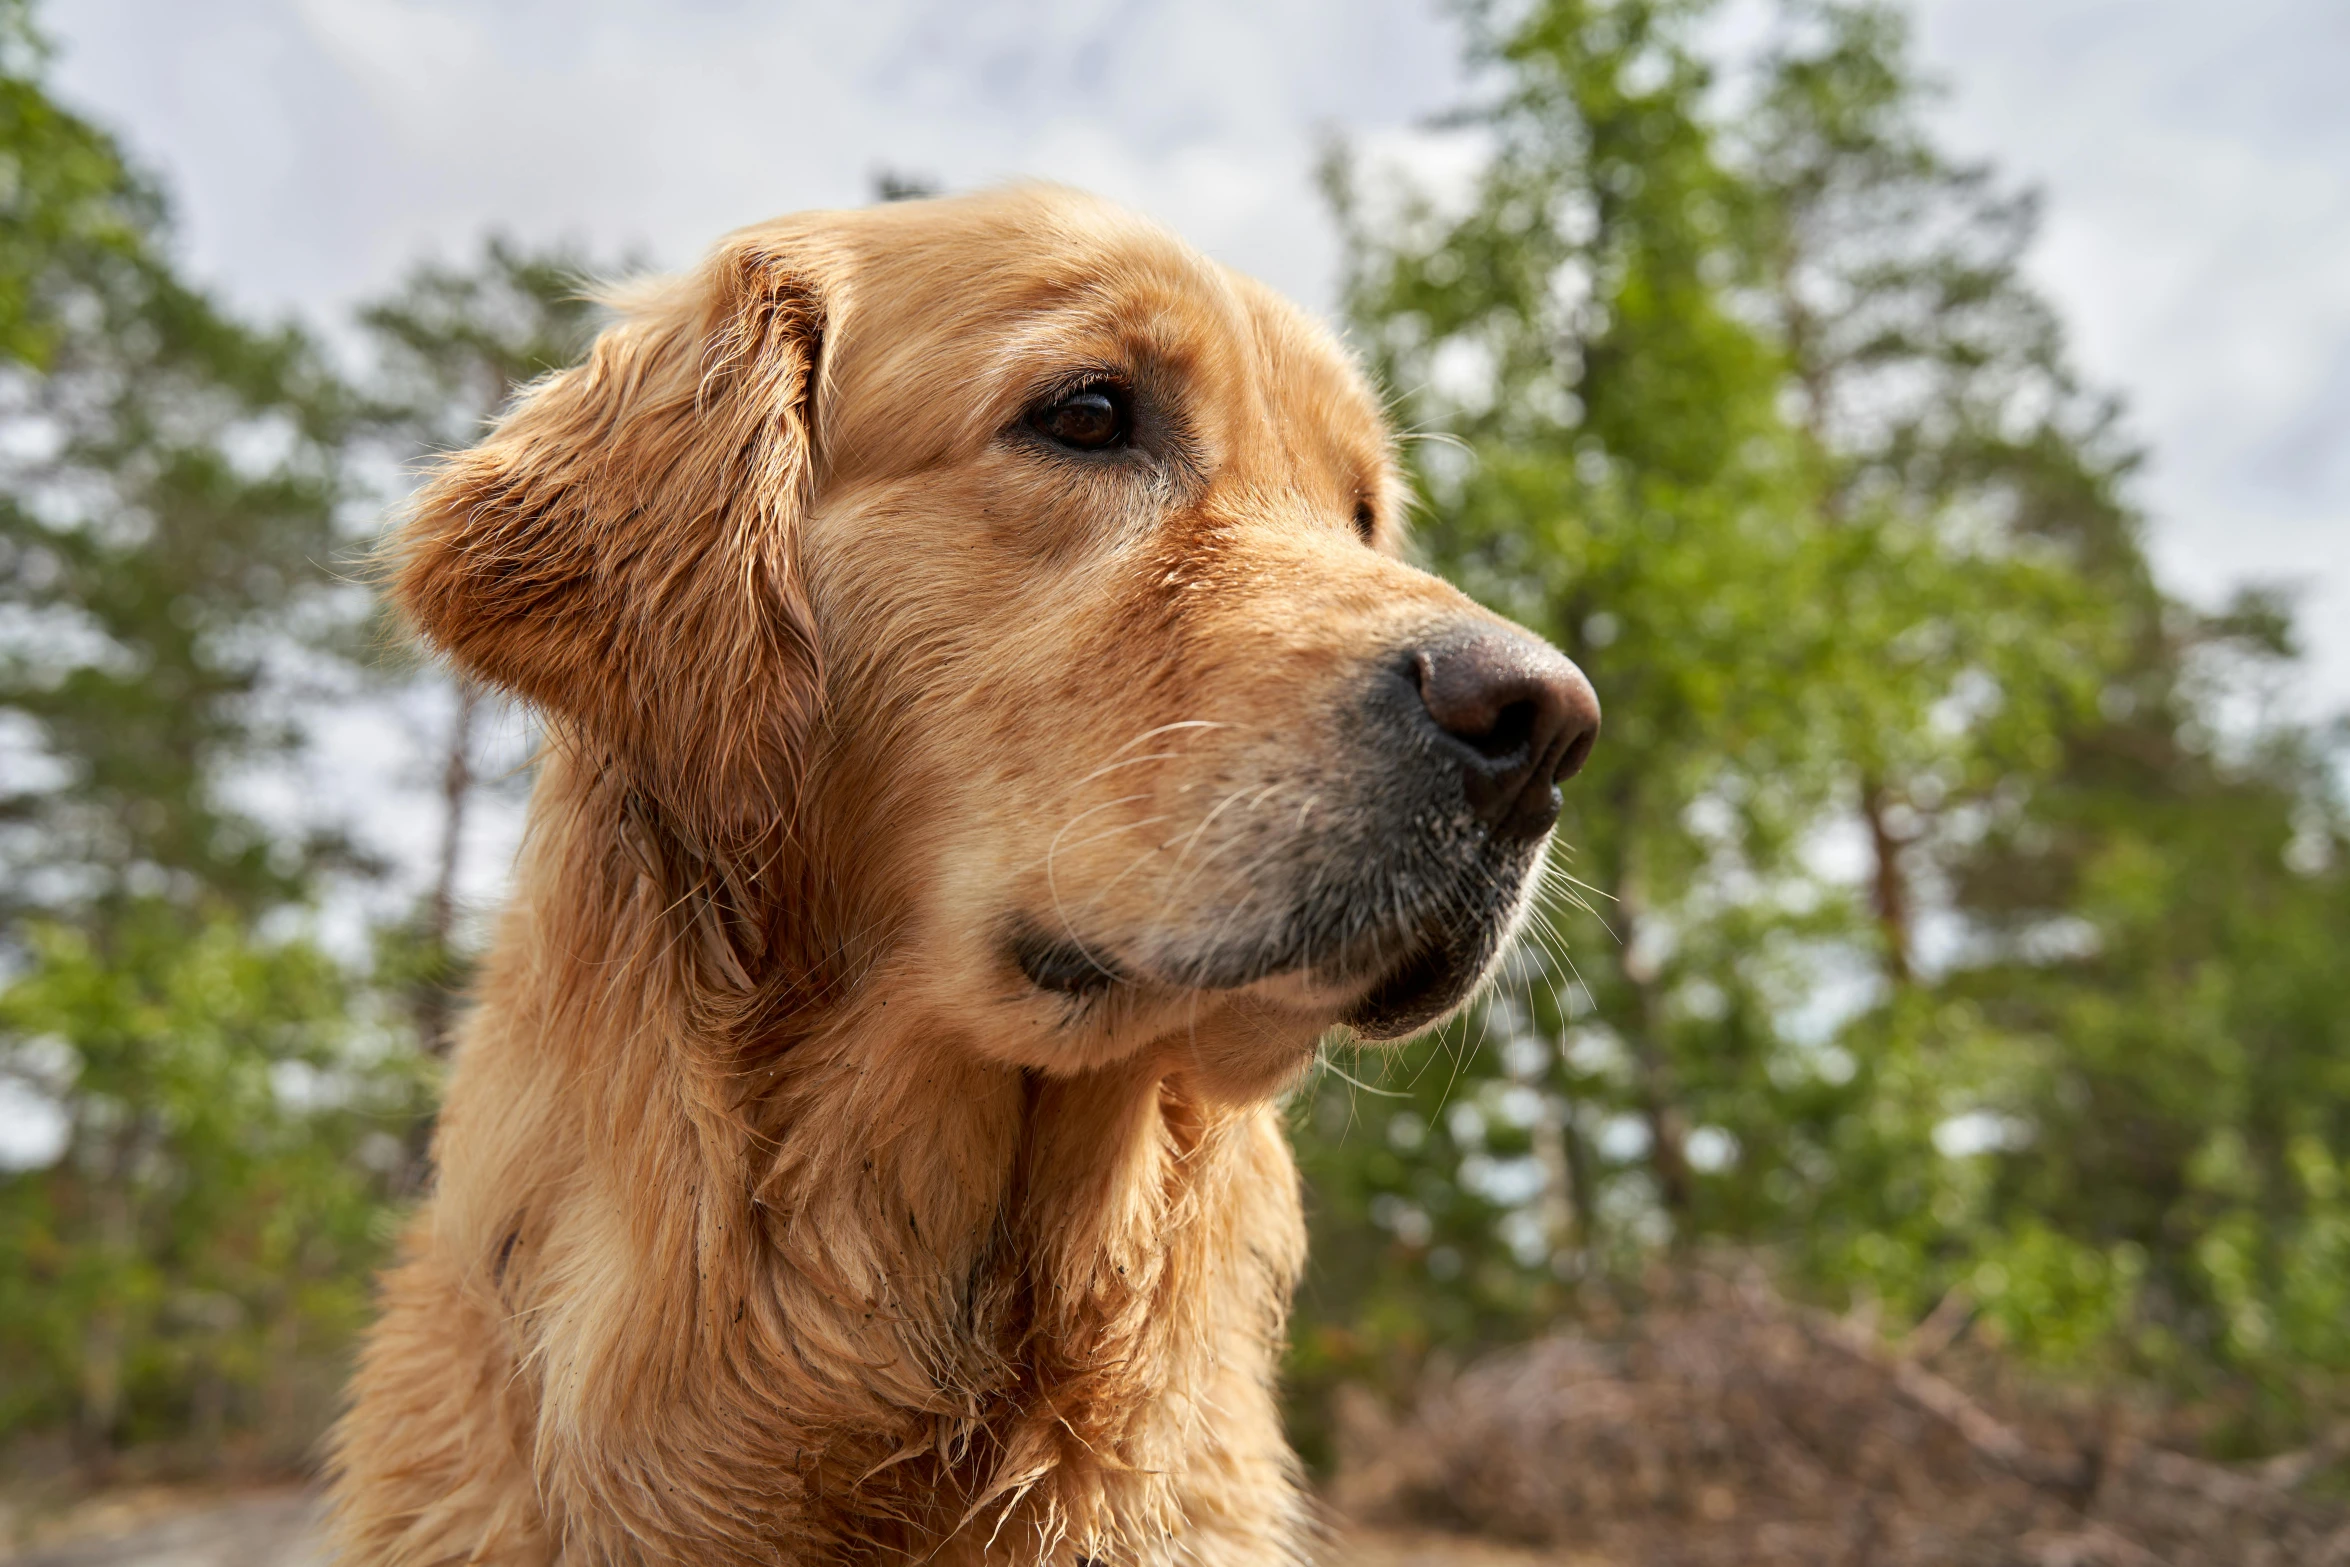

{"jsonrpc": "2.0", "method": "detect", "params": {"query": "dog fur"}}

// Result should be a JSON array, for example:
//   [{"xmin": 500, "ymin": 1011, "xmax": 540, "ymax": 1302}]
[{"xmin": 330, "ymin": 186, "xmax": 1582, "ymax": 1566}]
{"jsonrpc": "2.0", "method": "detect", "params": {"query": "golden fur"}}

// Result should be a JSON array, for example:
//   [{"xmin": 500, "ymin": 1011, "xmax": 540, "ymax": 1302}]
[{"xmin": 330, "ymin": 186, "xmax": 1581, "ymax": 1566}]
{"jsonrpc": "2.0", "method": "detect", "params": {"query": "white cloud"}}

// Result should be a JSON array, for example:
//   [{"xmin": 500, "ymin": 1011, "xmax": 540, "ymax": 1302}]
[
  {"xmin": 1911, "ymin": 0, "xmax": 2350, "ymax": 716},
  {"xmin": 50, "ymin": 0, "xmax": 1463, "ymax": 322}
]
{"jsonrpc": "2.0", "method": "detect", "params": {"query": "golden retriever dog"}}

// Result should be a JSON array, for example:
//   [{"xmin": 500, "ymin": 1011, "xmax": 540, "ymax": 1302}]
[{"xmin": 330, "ymin": 185, "xmax": 1598, "ymax": 1567}]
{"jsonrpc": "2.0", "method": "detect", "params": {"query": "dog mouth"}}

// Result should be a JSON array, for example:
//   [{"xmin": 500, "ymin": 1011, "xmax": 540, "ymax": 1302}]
[
  {"xmin": 1333, "ymin": 925, "xmax": 1497, "ymax": 1040},
  {"xmin": 1010, "ymin": 924, "xmax": 1130, "ymax": 1000},
  {"xmin": 1006, "ymin": 867, "xmax": 1529, "ymax": 1042}
]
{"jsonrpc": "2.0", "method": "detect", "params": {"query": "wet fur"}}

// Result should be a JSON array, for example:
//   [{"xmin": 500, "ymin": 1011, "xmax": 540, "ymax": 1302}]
[{"xmin": 330, "ymin": 187, "xmax": 1553, "ymax": 1566}]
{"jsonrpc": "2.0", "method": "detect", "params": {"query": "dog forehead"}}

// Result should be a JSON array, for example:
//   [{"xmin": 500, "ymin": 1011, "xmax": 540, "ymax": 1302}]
[
  {"xmin": 793, "ymin": 187, "xmax": 1390, "ymax": 485},
  {"xmin": 834, "ymin": 184, "xmax": 1234, "ymax": 320}
]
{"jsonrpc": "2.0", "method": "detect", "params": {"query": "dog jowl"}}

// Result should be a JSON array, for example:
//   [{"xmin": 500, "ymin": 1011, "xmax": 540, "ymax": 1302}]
[{"xmin": 332, "ymin": 186, "xmax": 1598, "ymax": 1567}]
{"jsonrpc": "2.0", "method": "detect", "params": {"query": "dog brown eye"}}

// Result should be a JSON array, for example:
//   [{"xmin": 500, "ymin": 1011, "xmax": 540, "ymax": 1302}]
[
  {"xmin": 1027, "ymin": 385, "xmax": 1130, "ymax": 451},
  {"xmin": 1353, "ymin": 501, "xmax": 1377, "ymax": 541}
]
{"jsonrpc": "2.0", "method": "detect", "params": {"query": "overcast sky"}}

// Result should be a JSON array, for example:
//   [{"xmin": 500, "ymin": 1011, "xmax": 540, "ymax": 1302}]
[{"xmin": 39, "ymin": 0, "xmax": 2350, "ymax": 716}]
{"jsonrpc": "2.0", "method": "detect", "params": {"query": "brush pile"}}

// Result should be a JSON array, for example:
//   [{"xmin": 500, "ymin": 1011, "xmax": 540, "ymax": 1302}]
[{"xmin": 1329, "ymin": 1271, "xmax": 2350, "ymax": 1566}]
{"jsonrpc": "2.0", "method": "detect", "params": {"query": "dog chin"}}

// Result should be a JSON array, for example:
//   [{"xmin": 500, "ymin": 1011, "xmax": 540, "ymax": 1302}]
[
  {"xmin": 1009, "ymin": 845, "xmax": 1546, "ymax": 1061},
  {"xmin": 1160, "ymin": 936, "xmax": 1501, "ymax": 1101},
  {"xmin": 1328, "ymin": 866, "xmax": 1544, "ymax": 1042},
  {"xmin": 1199, "ymin": 932, "xmax": 1492, "ymax": 1042}
]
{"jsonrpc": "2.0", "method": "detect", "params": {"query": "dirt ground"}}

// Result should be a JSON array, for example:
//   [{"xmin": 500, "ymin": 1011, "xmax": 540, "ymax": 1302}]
[
  {"xmin": 0, "ymin": 1487, "xmax": 325, "ymax": 1567},
  {"xmin": 0, "ymin": 1488, "xmax": 1568, "ymax": 1567},
  {"xmin": 0, "ymin": 1489, "xmax": 1596, "ymax": 1567},
  {"xmin": 1330, "ymin": 1527, "xmax": 1602, "ymax": 1567}
]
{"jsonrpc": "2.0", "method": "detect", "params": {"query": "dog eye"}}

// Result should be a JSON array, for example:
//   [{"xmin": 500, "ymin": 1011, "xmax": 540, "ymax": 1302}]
[
  {"xmin": 1353, "ymin": 501, "xmax": 1377, "ymax": 541},
  {"xmin": 1026, "ymin": 384, "xmax": 1131, "ymax": 452}
]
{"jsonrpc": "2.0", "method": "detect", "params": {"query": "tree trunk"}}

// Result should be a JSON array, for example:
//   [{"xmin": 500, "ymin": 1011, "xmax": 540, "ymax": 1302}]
[
  {"xmin": 1861, "ymin": 776, "xmax": 1914, "ymax": 986},
  {"xmin": 1786, "ymin": 266, "xmax": 1919, "ymax": 994},
  {"xmin": 397, "ymin": 677, "xmax": 482, "ymax": 1196},
  {"xmin": 1534, "ymin": 1076, "xmax": 1598, "ymax": 1270},
  {"xmin": 75, "ymin": 1120, "xmax": 141, "ymax": 1470},
  {"xmin": 1626, "ymin": 957, "xmax": 1694, "ymax": 1220},
  {"xmin": 1612, "ymin": 814, "xmax": 1693, "ymax": 1222},
  {"xmin": 415, "ymin": 676, "xmax": 480, "ymax": 1059}
]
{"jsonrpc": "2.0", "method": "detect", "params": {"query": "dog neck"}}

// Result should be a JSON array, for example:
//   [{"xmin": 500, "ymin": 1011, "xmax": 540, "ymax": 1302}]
[{"xmin": 438, "ymin": 742, "xmax": 1303, "ymax": 1561}]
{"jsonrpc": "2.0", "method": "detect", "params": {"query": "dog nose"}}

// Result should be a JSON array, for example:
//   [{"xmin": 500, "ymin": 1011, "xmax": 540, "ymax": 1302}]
[{"xmin": 1411, "ymin": 626, "xmax": 1601, "ymax": 841}]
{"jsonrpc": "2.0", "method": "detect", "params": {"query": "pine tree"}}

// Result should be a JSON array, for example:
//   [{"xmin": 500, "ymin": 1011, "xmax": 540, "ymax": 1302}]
[
  {"xmin": 0, "ymin": 0, "xmax": 352, "ymax": 926},
  {"xmin": 0, "ymin": 1, "xmax": 418, "ymax": 1463},
  {"xmin": 350, "ymin": 237, "xmax": 608, "ymax": 1061}
]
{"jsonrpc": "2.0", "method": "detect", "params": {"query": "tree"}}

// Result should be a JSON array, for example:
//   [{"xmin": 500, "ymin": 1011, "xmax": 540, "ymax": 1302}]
[
  {"xmin": 1297, "ymin": 0, "xmax": 1849, "ymax": 1420},
  {"xmin": 1293, "ymin": 0, "xmax": 2350, "ymax": 1462},
  {"xmin": 0, "ymin": 1, "xmax": 423, "ymax": 1466},
  {"xmin": 0, "ymin": 0, "xmax": 352, "ymax": 928},
  {"xmin": 0, "ymin": 913, "xmax": 417, "ymax": 1461},
  {"xmin": 1744, "ymin": 0, "xmax": 2132, "ymax": 985},
  {"xmin": 1743, "ymin": 2, "xmax": 2350, "ymax": 1448},
  {"xmin": 350, "ymin": 238, "xmax": 607, "ymax": 1060}
]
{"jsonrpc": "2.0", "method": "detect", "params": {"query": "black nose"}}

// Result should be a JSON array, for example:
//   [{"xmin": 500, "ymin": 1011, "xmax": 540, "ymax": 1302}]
[{"xmin": 1411, "ymin": 626, "xmax": 1601, "ymax": 841}]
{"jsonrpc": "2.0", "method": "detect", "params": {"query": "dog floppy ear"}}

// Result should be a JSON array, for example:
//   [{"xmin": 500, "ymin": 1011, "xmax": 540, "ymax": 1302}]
[{"xmin": 393, "ymin": 236, "xmax": 837, "ymax": 838}]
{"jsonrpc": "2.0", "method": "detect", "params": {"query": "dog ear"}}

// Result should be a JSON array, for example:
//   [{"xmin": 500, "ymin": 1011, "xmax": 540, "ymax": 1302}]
[{"xmin": 393, "ymin": 237, "xmax": 835, "ymax": 839}]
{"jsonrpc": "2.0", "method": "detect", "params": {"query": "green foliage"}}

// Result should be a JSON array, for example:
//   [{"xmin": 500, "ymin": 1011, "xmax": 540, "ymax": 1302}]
[
  {"xmin": 0, "ymin": 0, "xmax": 149, "ymax": 370},
  {"xmin": 0, "ymin": 0, "xmax": 353, "ymax": 925},
  {"xmin": 0, "ymin": 224, "xmax": 609, "ymax": 1469},
  {"xmin": 1295, "ymin": 0, "xmax": 2350, "ymax": 1459},
  {"xmin": 0, "ymin": 4, "xmax": 427, "ymax": 1468},
  {"xmin": 0, "ymin": 32, "xmax": 614, "ymax": 1437},
  {"xmin": 355, "ymin": 235, "xmax": 607, "ymax": 458},
  {"xmin": 1302, "ymin": 0, "xmax": 1858, "ymax": 1434},
  {"xmin": 0, "ymin": 910, "xmax": 427, "ymax": 1455}
]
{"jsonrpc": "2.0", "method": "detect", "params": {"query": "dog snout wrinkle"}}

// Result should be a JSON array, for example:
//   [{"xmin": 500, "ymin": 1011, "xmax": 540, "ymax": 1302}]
[{"xmin": 1409, "ymin": 627, "xmax": 1600, "ymax": 842}]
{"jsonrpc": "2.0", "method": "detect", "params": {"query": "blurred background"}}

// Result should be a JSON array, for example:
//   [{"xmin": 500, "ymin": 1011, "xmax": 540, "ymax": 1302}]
[{"xmin": 2, "ymin": 0, "xmax": 2346, "ymax": 1562}]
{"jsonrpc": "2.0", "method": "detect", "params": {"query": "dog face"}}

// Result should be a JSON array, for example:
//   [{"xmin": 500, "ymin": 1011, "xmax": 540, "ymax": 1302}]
[{"xmin": 398, "ymin": 187, "xmax": 1596, "ymax": 1096}]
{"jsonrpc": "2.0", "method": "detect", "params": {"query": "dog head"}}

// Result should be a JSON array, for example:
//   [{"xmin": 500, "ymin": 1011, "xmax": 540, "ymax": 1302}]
[{"xmin": 397, "ymin": 186, "xmax": 1597, "ymax": 1097}]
